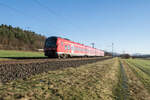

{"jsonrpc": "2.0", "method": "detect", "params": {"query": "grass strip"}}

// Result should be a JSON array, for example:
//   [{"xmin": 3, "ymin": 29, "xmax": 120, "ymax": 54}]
[
  {"xmin": 127, "ymin": 60, "xmax": 150, "ymax": 77},
  {"xmin": 129, "ymin": 59, "xmax": 150, "ymax": 69},
  {"xmin": 0, "ymin": 50, "xmax": 45, "ymax": 58},
  {"xmin": 126, "ymin": 60, "xmax": 150, "ymax": 93}
]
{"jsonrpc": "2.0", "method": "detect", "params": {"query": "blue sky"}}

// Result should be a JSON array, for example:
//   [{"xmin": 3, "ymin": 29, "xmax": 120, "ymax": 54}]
[{"xmin": 0, "ymin": 0, "xmax": 150, "ymax": 54}]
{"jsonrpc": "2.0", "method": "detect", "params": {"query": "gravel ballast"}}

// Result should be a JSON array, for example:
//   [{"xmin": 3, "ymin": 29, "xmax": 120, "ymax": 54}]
[{"xmin": 0, "ymin": 57, "xmax": 111, "ymax": 83}]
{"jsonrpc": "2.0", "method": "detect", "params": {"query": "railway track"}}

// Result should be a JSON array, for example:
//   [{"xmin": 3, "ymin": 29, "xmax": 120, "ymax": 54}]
[
  {"xmin": 0, "ymin": 57, "xmax": 111, "ymax": 83},
  {"xmin": 0, "ymin": 57, "xmax": 108, "ymax": 64}
]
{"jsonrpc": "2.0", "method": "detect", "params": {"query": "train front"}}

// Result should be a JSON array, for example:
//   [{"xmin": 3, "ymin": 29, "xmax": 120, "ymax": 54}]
[{"xmin": 44, "ymin": 37, "xmax": 58, "ymax": 58}]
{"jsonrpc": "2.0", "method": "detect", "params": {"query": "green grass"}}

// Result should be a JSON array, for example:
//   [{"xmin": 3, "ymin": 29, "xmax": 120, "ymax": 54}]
[
  {"xmin": 127, "ymin": 59, "xmax": 150, "ymax": 76},
  {"xmin": 0, "ymin": 50, "xmax": 45, "ymax": 58},
  {"xmin": 126, "ymin": 59, "xmax": 150, "ymax": 92}
]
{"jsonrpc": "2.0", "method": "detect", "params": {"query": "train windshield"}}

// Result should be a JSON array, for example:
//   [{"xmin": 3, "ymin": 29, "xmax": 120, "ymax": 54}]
[{"xmin": 45, "ymin": 37, "xmax": 57, "ymax": 48}]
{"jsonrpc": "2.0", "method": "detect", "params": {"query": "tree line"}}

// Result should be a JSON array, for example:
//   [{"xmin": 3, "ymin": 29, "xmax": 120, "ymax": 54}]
[{"xmin": 0, "ymin": 24, "xmax": 46, "ymax": 51}]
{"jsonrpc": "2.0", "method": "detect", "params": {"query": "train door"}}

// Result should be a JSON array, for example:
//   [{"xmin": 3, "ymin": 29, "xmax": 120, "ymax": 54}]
[{"xmin": 71, "ymin": 44, "xmax": 74, "ymax": 54}]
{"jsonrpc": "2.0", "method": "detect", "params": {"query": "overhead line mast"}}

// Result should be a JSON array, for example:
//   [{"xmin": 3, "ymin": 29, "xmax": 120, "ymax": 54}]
[
  {"xmin": 91, "ymin": 43, "xmax": 95, "ymax": 48},
  {"xmin": 112, "ymin": 43, "xmax": 114, "ymax": 57}
]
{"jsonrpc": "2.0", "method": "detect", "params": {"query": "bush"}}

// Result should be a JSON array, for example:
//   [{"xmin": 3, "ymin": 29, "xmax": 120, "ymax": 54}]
[{"xmin": 120, "ymin": 54, "xmax": 131, "ymax": 59}]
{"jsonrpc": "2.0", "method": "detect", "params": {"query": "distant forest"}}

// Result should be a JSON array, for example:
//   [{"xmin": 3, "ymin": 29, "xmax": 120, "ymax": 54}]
[{"xmin": 0, "ymin": 24, "xmax": 46, "ymax": 51}]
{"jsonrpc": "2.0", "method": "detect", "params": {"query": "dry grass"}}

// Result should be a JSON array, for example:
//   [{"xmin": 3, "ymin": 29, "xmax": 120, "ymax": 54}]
[
  {"xmin": 0, "ymin": 58, "xmax": 119, "ymax": 100},
  {"xmin": 0, "ymin": 58, "xmax": 16, "ymax": 61}
]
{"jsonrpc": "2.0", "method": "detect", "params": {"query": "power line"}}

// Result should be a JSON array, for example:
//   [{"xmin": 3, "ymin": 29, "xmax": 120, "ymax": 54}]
[
  {"xmin": 0, "ymin": 1, "xmax": 63, "ymax": 36},
  {"xmin": 0, "ymin": 1, "xmax": 50, "ymax": 33},
  {"xmin": 32, "ymin": 0, "xmax": 82, "ymax": 31},
  {"xmin": 32, "ymin": 0, "xmax": 59, "ymax": 17},
  {"xmin": 0, "ymin": 2, "xmax": 26, "ymax": 16},
  {"xmin": 0, "ymin": 1, "xmax": 40, "ymax": 23}
]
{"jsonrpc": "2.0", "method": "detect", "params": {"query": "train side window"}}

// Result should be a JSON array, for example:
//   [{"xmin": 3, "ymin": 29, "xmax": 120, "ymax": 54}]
[
  {"xmin": 65, "ymin": 45, "xmax": 67, "ymax": 50},
  {"xmin": 74, "ymin": 47, "xmax": 76, "ymax": 51},
  {"xmin": 71, "ymin": 46, "xmax": 74, "ymax": 50},
  {"xmin": 61, "ymin": 42, "xmax": 63, "ymax": 46},
  {"xmin": 77, "ymin": 47, "xmax": 79, "ymax": 51}
]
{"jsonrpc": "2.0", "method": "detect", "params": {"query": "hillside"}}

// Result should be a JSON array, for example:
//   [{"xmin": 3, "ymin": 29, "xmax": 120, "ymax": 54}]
[{"xmin": 0, "ymin": 24, "xmax": 46, "ymax": 51}]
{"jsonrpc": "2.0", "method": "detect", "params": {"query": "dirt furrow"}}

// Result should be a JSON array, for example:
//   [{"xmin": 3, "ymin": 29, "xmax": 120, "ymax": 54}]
[{"xmin": 113, "ymin": 61, "xmax": 129, "ymax": 100}]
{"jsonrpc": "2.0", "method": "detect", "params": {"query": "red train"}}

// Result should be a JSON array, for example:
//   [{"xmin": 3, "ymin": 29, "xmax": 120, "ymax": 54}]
[{"xmin": 44, "ymin": 36, "xmax": 104, "ymax": 58}]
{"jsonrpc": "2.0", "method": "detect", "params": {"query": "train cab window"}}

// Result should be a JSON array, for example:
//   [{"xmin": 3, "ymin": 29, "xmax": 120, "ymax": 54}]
[
  {"xmin": 65, "ymin": 45, "xmax": 67, "ymax": 50},
  {"xmin": 45, "ymin": 37, "xmax": 57, "ymax": 48}
]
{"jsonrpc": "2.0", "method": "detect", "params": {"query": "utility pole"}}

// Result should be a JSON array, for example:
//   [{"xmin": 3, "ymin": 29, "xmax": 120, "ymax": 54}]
[
  {"xmin": 91, "ymin": 43, "xmax": 95, "ymax": 48},
  {"xmin": 112, "ymin": 43, "xmax": 114, "ymax": 57},
  {"xmin": 25, "ymin": 27, "xmax": 30, "ymax": 30},
  {"xmin": 123, "ymin": 50, "xmax": 125, "ymax": 54}
]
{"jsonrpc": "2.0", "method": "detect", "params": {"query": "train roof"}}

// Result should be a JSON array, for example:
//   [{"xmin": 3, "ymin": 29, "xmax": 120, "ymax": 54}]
[
  {"xmin": 47, "ymin": 36, "xmax": 104, "ymax": 51},
  {"xmin": 47, "ymin": 36, "xmax": 70, "ymax": 41}
]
